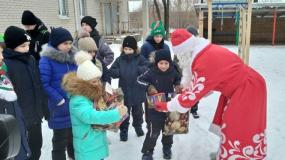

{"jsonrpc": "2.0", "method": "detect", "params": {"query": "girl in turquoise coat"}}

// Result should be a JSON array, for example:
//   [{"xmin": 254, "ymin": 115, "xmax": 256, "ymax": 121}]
[{"xmin": 62, "ymin": 51, "xmax": 128, "ymax": 160}]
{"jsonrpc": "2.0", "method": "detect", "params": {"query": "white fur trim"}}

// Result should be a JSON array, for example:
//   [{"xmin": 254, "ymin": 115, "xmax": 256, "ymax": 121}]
[
  {"xmin": 172, "ymin": 36, "xmax": 196, "ymax": 55},
  {"xmin": 0, "ymin": 90, "xmax": 17, "ymax": 102},
  {"xmin": 167, "ymin": 95, "xmax": 189, "ymax": 113},
  {"xmin": 173, "ymin": 37, "xmax": 210, "ymax": 62},
  {"xmin": 209, "ymin": 123, "xmax": 221, "ymax": 137}
]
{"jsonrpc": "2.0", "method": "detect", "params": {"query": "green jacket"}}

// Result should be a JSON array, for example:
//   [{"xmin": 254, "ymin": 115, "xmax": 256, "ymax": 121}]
[{"xmin": 69, "ymin": 95, "xmax": 121, "ymax": 160}]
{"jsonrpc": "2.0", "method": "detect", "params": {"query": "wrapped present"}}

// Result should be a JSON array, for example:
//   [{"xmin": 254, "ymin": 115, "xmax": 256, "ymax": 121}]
[
  {"xmin": 146, "ymin": 93, "xmax": 166, "ymax": 109},
  {"xmin": 91, "ymin": 87, "xmax": 128, "ymax": 132},
  {"xmin": 163, "ymin": 93, "xmax": 190, "ymax": 135}
]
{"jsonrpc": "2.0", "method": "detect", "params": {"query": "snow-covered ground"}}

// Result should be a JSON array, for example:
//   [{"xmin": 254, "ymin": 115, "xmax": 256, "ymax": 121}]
[{"xmin": 41, "ymin": 45, "xmax": 285, "ymax": 160}]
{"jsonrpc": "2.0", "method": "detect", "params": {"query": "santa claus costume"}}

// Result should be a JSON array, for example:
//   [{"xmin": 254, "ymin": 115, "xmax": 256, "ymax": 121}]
[{"xmin": 155, "ymin": 29, "xmax": 267, "ymax": 159}]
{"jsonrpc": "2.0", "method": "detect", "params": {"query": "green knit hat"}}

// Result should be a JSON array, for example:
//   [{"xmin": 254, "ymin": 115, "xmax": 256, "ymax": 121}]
[
  {"xmin": 150, "ymin": 21, "xmax": 165, "ymax": 37},
  {"xmin": 0, "ymin": 34, "xmax": 4, "ymax": 43}
]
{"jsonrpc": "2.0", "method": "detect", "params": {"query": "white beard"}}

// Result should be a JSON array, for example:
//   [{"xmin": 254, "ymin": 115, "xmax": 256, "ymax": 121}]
[{"xmin": 176, "ymin": 50, "xmax": 194, "ymax": 89}]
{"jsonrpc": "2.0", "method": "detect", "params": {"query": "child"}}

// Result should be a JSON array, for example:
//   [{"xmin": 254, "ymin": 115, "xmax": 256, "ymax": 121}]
[
  {"xmin": 137, "ymin": 49, "xmax": 181, "ymax": 160},
  {"xmin": 141, "ymin": 21, "xmax": 170, "ymax": 60},
  {"xmin": 140, "ymin": 21, "xmax": 170, "ymax": 121},
  {"xmin": 2, "ymin": 26, "xmax": 46, "ymax": 160},
  {"xmin": 81, "ymin": 16, "xmax": 114, "ymax": 66},
  {"xmin": 62, "ymin": 51, "xmax": 128, "ymax": 160},
  {"xmin": 77, "ymin": 31, "xmax": 111, "ymax": 84},
  {"xmin": 21, "ymin": 10, "xmax": 50, "ymax": 64},
  {"xmin": 39, "ymin": 27, "xmax": 77, "ymax": 160},
  {"xmin": 0, "ymin": 33, "xmax": 31, "ymax": 160},
  {"xmin": 109, "ymin": 36, "xmax": 149, "ymax": 141}
]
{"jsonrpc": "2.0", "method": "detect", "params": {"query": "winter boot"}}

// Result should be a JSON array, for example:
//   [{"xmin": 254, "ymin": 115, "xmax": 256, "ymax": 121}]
[
  {"xmin": 192, "ymin": 112, "xmax": 200, "ymax": 119},
  {"xmin": 142, "ymin": 151, "xmax": 153, "ymax": 160},
  {"xmin": 120, "ymin": 129, "xmax": 128, "ymax": 142},
  {"xmin": 163, "ymin": 147, "xmax": 172, "ymax": 159},
  {"xmin": 135, "ymin": 127, "xmax": 145, "ymax": 137}
]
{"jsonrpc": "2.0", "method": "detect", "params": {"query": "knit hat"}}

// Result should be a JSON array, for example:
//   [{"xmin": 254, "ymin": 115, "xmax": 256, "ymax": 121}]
[
  {"xmin": 171, "ymin": 29, "xmax": 196, "ymax": 54},
  {"xmin": 186, "ymin": 26, "xmax": 198, "ymax": 36},
  {"xmin": 74, "ymin": 51, "xmax": 102, "ymax": 81},
  {"xmin": 78, "ymin": 33, "xmax": 97, "ymax": 52},
  {"xmin": 151, "ymin": 21, "xmax": 166, "ymax": 37},
  {"xmin": 4, "ymin": 26, "xmax": 31, "ymax": 49},
  {"xmin": 78, "ymin": 30, "xmax": 90, "ymax": 39},
  {"xmin": 123, "ymin": 36, "xmax": 137, "ymax": 50},
  {"xmin": 49, "ymin": 27, "xmax": 73, "ymax": 48},
  {"xmin": 155, "ymin": 49, "xmax": 172, "ymax": 65},
  {"xmin": 21, "ymin": 10, "xmax": 38, "ymax": 25},
  {"xmin": 81, "ymin": 16, "xmax": 98, "ymax": 30}
]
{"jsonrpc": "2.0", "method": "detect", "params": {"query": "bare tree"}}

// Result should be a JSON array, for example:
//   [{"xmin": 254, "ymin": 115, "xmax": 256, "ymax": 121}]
[
  {"xmin": 162, "ymin": 0, "xmax": 170, "ymax": 39},
  {"xmin": 154, "ymin": 0, "xmax": 162, "ymax": 21}
]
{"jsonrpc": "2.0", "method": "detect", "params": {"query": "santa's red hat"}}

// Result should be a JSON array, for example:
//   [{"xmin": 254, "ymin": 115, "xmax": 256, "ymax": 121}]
[{"xmin": 171, "ymin": 29, "xmax": 196, "ymax": 54}]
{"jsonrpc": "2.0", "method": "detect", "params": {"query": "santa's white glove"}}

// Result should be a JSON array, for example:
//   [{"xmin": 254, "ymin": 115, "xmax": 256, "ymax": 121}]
[{"xmin": 155, "ymin": 94, "xmax": 190, "ymax": 113}]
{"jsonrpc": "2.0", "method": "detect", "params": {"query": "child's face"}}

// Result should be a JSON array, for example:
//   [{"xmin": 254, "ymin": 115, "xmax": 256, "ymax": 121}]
[
  {"xmin": 154, "ymin": 35, "xmax": 163, "ymax": 44},
  {"xmin": 81, "ymin": 23, "xmax": 92, "ymax": 33},
  {"xmin": 23, "ymin": 25, "xmax": 36, "ymax": 31},
  {"xmin": 123, "ymin": 47, "xmax": 134, "ymax": 55},
  {"xmin": 0, "ymin": 47, "xmax": 3, "ymax": 64},
  {"xmin": 157, "ymin": 60, "xmax": 170, "ymax": 72},
  {"xmin": 57, "ymin": 41, "xmax": 72, "ymax": 53},
  {"xmin": 14, "ymin": 42, "xmax": 30, "ymax": 53}
]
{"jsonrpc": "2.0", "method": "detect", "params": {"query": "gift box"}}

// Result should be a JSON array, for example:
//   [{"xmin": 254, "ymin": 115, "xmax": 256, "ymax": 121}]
[
  {"xmin": 146, "ymin": 93, "xmax": 166, "ymax": 109},
  {"xmin": 91, "ymin": 87, "xmax": 128, "ymax": 132}
]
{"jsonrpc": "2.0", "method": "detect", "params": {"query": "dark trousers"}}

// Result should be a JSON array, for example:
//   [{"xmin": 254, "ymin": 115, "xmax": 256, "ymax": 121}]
[
  {"xmin": 52, "ymin": 128, "xmax": 74, "ymax": 160},
  {"xmin": 141, "ymin": 110, "xmax": 173, "ymax": 153},
  {"xmin": 120, "ymin": 103, "xmax": 144, "ymax": 131},
  {"xmin": 144, "ymin": 100, "xmax": 149, "ymax": 123},
  {"xmin": 27, "ymin": 123, "xmax": 42, "ymax": 160},
  {"xmin": 191, "ymin": 102, "xmax": 199, "ymax": 113}
]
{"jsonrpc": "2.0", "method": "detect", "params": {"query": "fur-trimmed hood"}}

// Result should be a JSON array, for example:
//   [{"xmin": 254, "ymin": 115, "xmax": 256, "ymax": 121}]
[
  {"xmin": 62, "ymin": 72, "xmax": 103, "ymax": 100},
  {"xmin": 40, "ymin": 44, "xmax": 78, "ymax": 64}
]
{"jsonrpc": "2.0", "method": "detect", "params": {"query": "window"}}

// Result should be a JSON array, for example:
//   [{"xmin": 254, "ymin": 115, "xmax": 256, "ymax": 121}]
[
  {"xmin": 79, "ymin": 0, "xmax": 87, "ymax": 18},
  {"xmin": 58, "ymin": 0, "xmax": 69, "ymax": 17}
]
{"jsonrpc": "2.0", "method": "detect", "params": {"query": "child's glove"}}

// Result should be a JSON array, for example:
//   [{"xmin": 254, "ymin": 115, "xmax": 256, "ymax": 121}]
[
  {"xmin": 147, "ymin": 85, "xmax": 158, "ymax": 96},
  {"xmin": 175, "ymin": 85, "xmax": 183, "ymax": 94}
]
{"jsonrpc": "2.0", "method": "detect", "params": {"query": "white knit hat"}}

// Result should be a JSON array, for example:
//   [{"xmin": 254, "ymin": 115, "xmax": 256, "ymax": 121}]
[
  {"xmin": 171, "ymin": 29, "xmax": 196, "ymax": 54},
  {"xmin": 74, "ymin": 51, "xmax": 102, "ymax": 81}
]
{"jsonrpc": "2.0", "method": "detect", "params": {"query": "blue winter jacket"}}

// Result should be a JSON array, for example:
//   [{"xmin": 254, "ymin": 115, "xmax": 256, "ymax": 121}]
[
  {"xmin": 141, "ymin": 36, "xmax": 170, "ymax": 60},
  {"xmin": 39, "ymin": 45, "xmax": 77, "ymax": 129}
]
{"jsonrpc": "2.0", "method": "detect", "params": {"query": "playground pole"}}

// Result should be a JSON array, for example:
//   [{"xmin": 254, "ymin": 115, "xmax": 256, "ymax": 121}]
[
  {"xmin": 207, "ymin": 0, "xmax": 213, "ymax": 42},
  {"xmin": 272, "ymin": 10, "xmax": 277, "ymax": 46},
  {"xmin": 199, "ymin": 10, "xmax": 204, "ymax": 37}
]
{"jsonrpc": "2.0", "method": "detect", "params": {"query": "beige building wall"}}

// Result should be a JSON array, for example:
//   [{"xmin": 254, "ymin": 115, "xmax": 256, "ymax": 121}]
[{"xmin": 0, "ymin": 0, "xmax": 119, "ymax": 36}]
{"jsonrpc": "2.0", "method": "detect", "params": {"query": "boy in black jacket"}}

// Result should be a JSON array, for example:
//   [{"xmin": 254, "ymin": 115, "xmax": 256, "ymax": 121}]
[
  {"xmin": 3, "ymin": 26, "xmax": 46, "ymax": 160},
  {"xmin": 138, "ymin": 49, "xmax": 181, "ymax": 160},
  {"xmin": 109, "ymin": 36, "xmax": 149, "ymax": 142}
]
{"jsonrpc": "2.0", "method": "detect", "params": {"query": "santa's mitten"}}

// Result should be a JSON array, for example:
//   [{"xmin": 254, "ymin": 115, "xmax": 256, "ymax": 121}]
[{"xmin": 154, "ymin": 101, "xmax": 168, "ymax": 112}]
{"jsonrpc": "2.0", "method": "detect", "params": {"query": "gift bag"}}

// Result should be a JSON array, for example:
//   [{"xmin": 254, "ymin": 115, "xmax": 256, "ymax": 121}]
[
  {"xmin": 146, "ymin": 93, "xmax": 166, "ymax": 109},
  {"xmin": 163, "ymin": 93, "xmax": 190, "ymax": 135},
  {"xmin": 91, "ymin": 87, "xmax": 128, "ymax": 132},
  {"xmin": 163, "ymin": 111, "xmax": 190, "ymax": 135}
]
